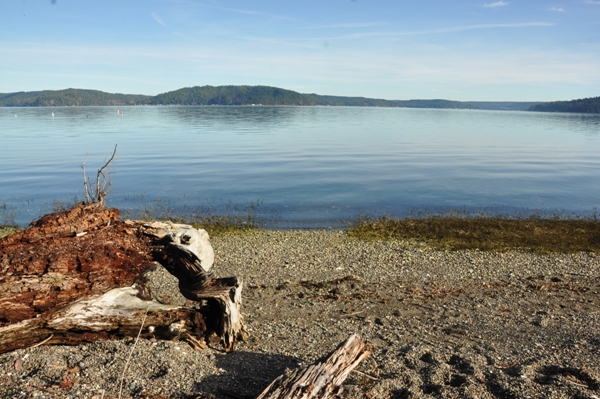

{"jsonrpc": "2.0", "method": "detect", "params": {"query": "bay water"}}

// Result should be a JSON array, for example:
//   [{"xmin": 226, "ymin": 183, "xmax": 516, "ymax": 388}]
[{"xmin": 1, "ymin": 106, "xmax": 599, "ymax": 228}]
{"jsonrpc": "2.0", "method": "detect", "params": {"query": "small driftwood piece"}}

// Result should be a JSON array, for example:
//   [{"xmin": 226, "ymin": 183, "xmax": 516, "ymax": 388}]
[
  {"xmin": 257, "ymin": 334, "xmax": 371, "ymax": 399},
  {"xmin": 0, "ymin": 203, "xmax": 246, "ymax": 354}
]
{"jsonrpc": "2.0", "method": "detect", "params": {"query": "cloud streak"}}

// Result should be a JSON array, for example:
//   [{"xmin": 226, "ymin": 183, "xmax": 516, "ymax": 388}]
[
  {"xmin": 151, "ymin": 12, "xmax": 167, "ymax": 27},
  {"xmin": 482, "ymin": 1, "xmax": 509, "ymax": 8},
  {"xmin": 196, "ymin": 3, "xmax": 303, "ymax": 23},
  {"xmin": 312, "ymin": 22, "xmax": 554, "ymax": 41},
  {"xmin": 303, "ymin": 22, "xmax": 388, "ymax": 30},
  {"xmin": 404, "ymin": 22, "xmax": 553, "ymax": 35},
  {"xmin": 549, "ymin": 7, "xmax": 565, "ymax": 12}
]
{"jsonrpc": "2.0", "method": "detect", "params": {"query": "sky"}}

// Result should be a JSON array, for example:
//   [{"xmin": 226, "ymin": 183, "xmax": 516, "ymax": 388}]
[{"xmin": 1, "ymin": 0, "xmax": 599, "ymax": 101}]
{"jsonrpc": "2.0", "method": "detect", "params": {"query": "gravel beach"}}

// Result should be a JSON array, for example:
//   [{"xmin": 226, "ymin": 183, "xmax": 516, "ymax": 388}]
[{"xmin": 1, "ymin": 230, "xmax": 599, "ymax": 398}]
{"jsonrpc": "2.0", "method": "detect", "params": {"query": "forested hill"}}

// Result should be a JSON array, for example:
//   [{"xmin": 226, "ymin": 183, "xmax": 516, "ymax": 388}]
[
  {"xmin": 150, "ymin": 86, "xmax": 472, "ymax": 107},
  {"xmin": 0, "ymin": 89, "xmax": 152, "ymax": 107},
  {"xmin": 1, "ymin": 85, "xmax": 539, "ymax": 111},
  {"xmin": 151, "ymin": 86, "xmax": 538, "ymax": 110},
  {"xmin": 528, "ymin": 96, "xmax": 600, "ymax": 113},
  {"xmin": 149, "ymin": 85, "xmax": 319, "ymax": 105}
]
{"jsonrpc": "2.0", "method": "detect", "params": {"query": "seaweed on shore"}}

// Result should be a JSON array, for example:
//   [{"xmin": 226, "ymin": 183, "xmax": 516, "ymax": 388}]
[{"xmin": 348, "ymin": 214, "xmax": 600, "ymax": 253}]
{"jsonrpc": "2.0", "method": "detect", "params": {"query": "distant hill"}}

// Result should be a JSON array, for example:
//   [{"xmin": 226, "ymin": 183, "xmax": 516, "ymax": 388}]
[
  {"xmin": 0, "ymin": 89, "xmax": 152, "ymax": 107},
  {"xmin": 307, "ymin": 95, "xmax": 538, "ymax": 111},
  {"xmin": 0, "ymin": 85, "xmax": 540, "ymax": 111},
  {"xmin": 462, "ymin": 101, "xmax": 539, "ymax": 111},
  {"xmin": 150, "ymin": 85, "xmax": 539, "ymax": 110},
  {"xmin": 528, "ymin": 96, "xmax": 600, "ymax": 113},
  {"xmin": 308, "ymin": 94, "xmax": 471, "ymax": 109},
  {"xmin": 149, "ymin": 85, "xmax": 319, "ymax": 106}
]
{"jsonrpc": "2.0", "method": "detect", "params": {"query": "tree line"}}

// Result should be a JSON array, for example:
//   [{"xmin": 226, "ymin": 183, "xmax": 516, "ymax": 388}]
[
  {"xmin": 0, "ymin": 85, "xmax": 546, "ymax": 111},
  {"xmin": 528, "ymin": 96, "xmax": 600, "ymax": 113},
  {"xmin": 0, "ymin": 88, "xmax": 151, "ymax": 107}
]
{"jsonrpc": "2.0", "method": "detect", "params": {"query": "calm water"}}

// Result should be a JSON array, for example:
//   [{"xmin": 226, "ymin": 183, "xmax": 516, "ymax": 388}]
[{"xmin": 1, "ymin": 106, "xmax": 599, "ymax": 228}]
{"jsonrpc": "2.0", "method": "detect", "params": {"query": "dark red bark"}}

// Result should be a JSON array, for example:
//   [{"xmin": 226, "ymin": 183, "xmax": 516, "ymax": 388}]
[{"xmin": 0, "ymin": 203, "xmax": 155, "ymax": 327}]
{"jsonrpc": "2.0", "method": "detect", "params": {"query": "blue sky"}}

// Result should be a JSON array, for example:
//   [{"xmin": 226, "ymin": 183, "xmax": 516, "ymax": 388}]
[{"xmin": 1, "ymin": 0, "xmax": 599, "ymax": 101}]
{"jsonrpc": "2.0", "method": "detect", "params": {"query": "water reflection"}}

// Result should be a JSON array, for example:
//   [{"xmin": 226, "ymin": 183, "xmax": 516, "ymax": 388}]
[{"xmin": 0, "ymin": 106, "xmax": 599, "ymax": 227}]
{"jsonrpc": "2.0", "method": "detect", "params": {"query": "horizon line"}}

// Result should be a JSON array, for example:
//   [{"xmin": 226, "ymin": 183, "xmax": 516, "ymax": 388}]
[{"xmin": 0, "ymin": 85, "xmax": 557, "ymax": 104}]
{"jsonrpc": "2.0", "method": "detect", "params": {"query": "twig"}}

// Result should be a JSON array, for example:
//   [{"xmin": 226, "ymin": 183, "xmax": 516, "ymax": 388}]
[
  {"xmin": 351, "ymin": 369, "xmax": 379, "ymax": 381},
  {"xmin": 96, "ymin": 144, "xmax": 117, "ymax": 204},
  {"xmin": 342, "ymin": 310, "xmax": 364, "ymax": 317},
  {"xmin": 369, "ymin": 356, "xmax": 378, "ymax": 369},
  {"xmin": 565, "ymin": 377, "xmax": 588, "ymax": 388},
  {"xmin": 118, "ymin": 306, "xmax": 149, "ymax": 399},
  {"xmin": 81, "ymin": 145, "xmax": 117, "ymax": 205},
  {"xmin": 26, "ymin": 334, "xmax": 54, "ymax": 349}
]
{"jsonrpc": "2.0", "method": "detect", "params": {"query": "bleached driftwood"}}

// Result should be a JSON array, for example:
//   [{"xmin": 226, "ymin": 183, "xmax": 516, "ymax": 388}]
[
  {"xmin": 148, "ymin": 221, "xmax": 247, "ymax": 352},
  {"xmin": 0, "ymin": 285, "xmax": 207, "ymax": 352},
  {"xmin": 0, "ymin": 203, "xmax": 246, "ymax": 353},
  {"xmin": 257, "ymin": 334, "xmax": 371, "ymax": 399}
]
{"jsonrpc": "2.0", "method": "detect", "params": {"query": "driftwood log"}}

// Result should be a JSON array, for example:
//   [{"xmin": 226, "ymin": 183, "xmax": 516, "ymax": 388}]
[
  {"xmin": 257, "ymin": 334, "xmax": 371, "ymax": 399},
  {"xmin": 0, "ymin": 202, "xmax": 246, "ymax": 354}
]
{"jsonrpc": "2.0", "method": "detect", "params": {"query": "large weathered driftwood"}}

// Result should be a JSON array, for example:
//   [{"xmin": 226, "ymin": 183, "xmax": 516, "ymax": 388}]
[
  {"xmin": 151, "ymin": 228, "xmax": 247, "ymax": 351},
  {"xmin": 257, "ymin": 334, "xmax": 371, "ymax": 399},
  {"xmin": 0, "ymin": 203, "xmax": 246, "ymax": 353}
]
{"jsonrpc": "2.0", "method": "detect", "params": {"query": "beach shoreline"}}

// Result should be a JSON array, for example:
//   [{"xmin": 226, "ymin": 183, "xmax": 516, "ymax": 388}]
[{"xmin": 1, "ymin": 230, "xmax": 599, "ymax": 398}]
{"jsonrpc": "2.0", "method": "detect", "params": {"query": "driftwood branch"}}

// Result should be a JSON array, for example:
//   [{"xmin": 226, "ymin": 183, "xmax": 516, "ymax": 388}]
[
  {"xmin": 81, "ymin": 144, "xmax": 117, "ymax": 205},
  {"xmin": 257, "ymin": 334, "xmax": 371, "ymax": 399},
  {"xmin": 0, "ymin": 203, "xmax": 246, "ymax": 353},
  {"xmin": 96, "ymin": 144, "xmax": 118, "ymax": 204}
]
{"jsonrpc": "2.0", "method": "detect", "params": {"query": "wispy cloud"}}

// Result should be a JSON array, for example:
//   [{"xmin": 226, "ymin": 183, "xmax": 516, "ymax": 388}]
[
  {"xmin": 411, "ymin": 22, "xmax": 552, "ymax": 34},
  {"xmin": 196, "ymin": 3, "xmax": 303, "ymax": 23},
  {"xmin": 317, "ymin": 22, "xmax": 554, "ymax": 40},
  {"xmin": 234, "ymin": 35, "xmax": 319, "ymax": 50},
  {"xmin": 303, "ymin": 22, "xmax": 388, "ymax": 30},
  {"xmin": 284, "ymin": 22, "xmax": 554, "ymax": 47},
  {"xmin": 151, "ymin": 12, "xmax": 167, "ymax": 27},
  {"xmin": 584, "ymin": 0, "xmax": 600, "ymax": 4},
  {"xmin": 549, "ymin": 7, "xmax": 566, "ymax": 12},
  {"xmin": 482, "ymin": 1, "xmax": 509, "ymax": 8}
]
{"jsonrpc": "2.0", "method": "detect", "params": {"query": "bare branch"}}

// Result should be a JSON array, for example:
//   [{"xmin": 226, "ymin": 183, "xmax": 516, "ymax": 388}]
[
  {"xmin": 81, "ymin": 145, "xmax": 118, "ymax": 205},
  {"xmin": 96, "ymin": 144, "xmax": 118, "ymax": 204},
  {"xmin": 81, "ymin": 153, "xmax": 91, "ymax": 204},
  {"xmin": 98, "ymin": 144, "xmax": 118, "ymax": 175}
]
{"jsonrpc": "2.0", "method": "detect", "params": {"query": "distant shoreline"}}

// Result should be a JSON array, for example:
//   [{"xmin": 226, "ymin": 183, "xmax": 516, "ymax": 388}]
[
  {"xmin": 0, "ymin": 85, "xmax": 541, "ymax": 111},
  {"xmin": 2, "ymin": 85, "xmax": 597, "ymax": 112}
]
